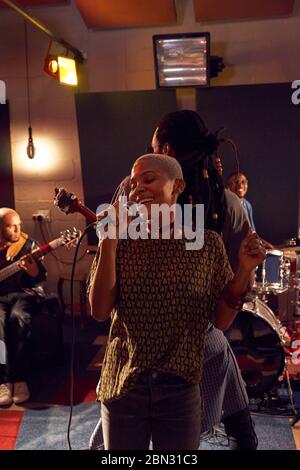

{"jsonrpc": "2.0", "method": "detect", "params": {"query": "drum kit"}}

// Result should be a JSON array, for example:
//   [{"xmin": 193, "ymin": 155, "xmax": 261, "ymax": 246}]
[{"xmin": 225, "ymin": 239, "xmax": 300, "ymax": 405}]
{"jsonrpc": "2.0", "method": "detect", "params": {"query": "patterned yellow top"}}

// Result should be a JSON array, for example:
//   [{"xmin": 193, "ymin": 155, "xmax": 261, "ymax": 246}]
[{"xmin": 97, "ymin": 230, "xmax": 233, "ymax": 403}]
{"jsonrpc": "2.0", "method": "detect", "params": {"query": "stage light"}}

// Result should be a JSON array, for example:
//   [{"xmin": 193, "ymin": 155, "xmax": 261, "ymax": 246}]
[
  {"xmin": 45, "ymin": 55, "xmax": 78, "ymax": 86},
  {"xmin": 48, "ymin": 59, "xmax": 58, "ymax": 74},
  {"xmin": 153, "ymin": 32, "xmax": 224, "ymax": 88},
  {"xmin": 57, "ymin": 57, "xmax": 78, "ymax": 86},
  {"xmin": 153, "ymin": 33, "xmax": 210, "ymax": 88},
  {"xmin": 44, "ymin": 41, "xmax": 78, "ymax": 86}
]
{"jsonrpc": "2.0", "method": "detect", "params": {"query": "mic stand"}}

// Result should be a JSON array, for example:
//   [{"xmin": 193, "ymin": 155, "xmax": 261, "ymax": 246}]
[{"xmin": 284, "ymin": 363, "xmax": 300, "ymax": 426}]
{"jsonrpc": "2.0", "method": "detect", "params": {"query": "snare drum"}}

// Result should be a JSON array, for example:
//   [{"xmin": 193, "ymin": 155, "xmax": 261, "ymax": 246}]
[
  {"xmin": 254, "ymin": 249, "xmax": 290, "ymax": 294},
  {"xmin": 225, "ymin": 299, "xmax": 286, "ymax": 398}
]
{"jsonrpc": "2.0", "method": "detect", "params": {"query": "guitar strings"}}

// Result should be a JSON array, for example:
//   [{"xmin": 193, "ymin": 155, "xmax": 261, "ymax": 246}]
[{"xmin": 37, "ymin": 219, "xmax": 87, "ymax": 265}]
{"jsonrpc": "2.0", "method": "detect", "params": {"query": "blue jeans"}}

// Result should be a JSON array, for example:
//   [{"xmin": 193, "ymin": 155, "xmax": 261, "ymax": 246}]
[
  {"xmin": 100, "ymin": 370, "xmax": 201, "ymax": 450},
  {"xmin": 0, "ymin": 292, "xmax": 37, "ymax": 383}
]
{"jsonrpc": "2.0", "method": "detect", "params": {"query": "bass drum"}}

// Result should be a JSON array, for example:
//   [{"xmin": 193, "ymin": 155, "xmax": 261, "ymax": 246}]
[{"xmin": 225, "ymin": 299, "xmax": 286, "ymax": 398}]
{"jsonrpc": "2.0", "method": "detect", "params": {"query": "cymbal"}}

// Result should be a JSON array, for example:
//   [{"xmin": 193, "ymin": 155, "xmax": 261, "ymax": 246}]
[{"xmin": 279, "ymin": 245, "xmax": 300, "ymax": 253}]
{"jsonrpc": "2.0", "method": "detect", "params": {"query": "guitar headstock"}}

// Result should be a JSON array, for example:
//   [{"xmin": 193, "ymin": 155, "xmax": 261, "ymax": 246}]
[
  {"xmin": 60, "ymin": 228, "xmax": 81, "ymax": 246},
  {"xmin": 54, "ymin": 188, "xmax": 83, "ymax": 215}
]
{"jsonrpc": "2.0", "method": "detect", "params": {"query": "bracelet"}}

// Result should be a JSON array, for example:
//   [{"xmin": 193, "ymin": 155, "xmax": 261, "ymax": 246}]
[{"xmin": 222, "ymin": 286, "xmax": 246, "ymax": 311}]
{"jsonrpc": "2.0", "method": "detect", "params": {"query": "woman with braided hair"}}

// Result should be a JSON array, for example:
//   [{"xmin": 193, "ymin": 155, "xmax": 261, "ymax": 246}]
[
  {"xmin": 153, "ymin": 110, "xmax": 226, "ymax": 234},
  {"xmin": 151, "ymin": 110, "xmax": 258, "ymax": 449}
]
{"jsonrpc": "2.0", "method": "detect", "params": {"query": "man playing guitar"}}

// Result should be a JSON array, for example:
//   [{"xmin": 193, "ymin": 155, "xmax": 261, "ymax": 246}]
[{"xmin": 0, "ymin": 207, "xmax": 47, "ymax": 406}]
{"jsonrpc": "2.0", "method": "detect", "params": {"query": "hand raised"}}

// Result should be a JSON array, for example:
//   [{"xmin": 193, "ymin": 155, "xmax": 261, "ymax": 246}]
[{"xmin": 238, "ymin": 229, "xmax": 267, "ymax": 273}]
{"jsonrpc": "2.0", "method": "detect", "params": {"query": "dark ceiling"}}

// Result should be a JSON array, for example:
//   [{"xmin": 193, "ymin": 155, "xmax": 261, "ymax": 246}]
[{"xmin": 0, "ymin": 0, "xmax": 296, "ymax": 29}]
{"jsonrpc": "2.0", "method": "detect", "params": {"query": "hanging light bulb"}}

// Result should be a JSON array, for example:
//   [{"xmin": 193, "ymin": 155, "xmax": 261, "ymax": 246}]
[
  {"xmin": 24, "ymin": 21, "xmax": 35, "ymax": 159},
  {"xmin": 27, "ymin": 126, "xmax": 35, "ymax": 159}
]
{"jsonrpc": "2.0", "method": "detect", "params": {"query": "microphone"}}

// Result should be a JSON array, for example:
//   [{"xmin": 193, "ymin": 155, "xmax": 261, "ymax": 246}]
[{"xmin": 95, "ymin": 200, "xmax": 145, "ymax": 239}]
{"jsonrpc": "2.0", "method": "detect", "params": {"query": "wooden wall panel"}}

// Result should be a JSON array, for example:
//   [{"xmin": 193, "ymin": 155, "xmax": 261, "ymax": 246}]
[
  {"xmin": 75, "ymin": 0, "xmax": 177, "ymax": 29},
  {"xmin": 0, "ymin": 103, "xmax": 14, "ymax": 209},
  {"xmin": 193, "ymin": 0, "xmax": 295, "ymax": 22}
]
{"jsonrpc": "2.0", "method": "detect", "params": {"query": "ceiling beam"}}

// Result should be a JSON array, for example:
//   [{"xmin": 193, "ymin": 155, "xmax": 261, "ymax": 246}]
[{"xmin": 1, "ymin": 0, "xmax": 84, "ymax": 62}]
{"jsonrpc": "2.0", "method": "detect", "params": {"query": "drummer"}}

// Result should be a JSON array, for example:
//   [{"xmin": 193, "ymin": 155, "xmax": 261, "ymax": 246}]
[
  {"xmin": 226, "ymin": 172, "xmax": 255, "ymax": 231},
  {"xmin": 226, "ymin": 172, "xmax": 274, "ymax": 249}
]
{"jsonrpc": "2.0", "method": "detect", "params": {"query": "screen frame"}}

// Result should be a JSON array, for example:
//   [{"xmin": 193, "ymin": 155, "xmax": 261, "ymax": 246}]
[{"xmin": 153, "ymin": 32, "xmax": 211, "ymax": 89}]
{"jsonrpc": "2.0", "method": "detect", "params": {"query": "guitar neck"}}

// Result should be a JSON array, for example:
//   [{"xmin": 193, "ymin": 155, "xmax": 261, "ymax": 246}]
[
  {"xmin": 76, "ymin": 205, "xmax": 97, "ymax": 223},
  {"xmin": 0, "ymin": 238, "xmax": 64, "ymax": 283},
  {"xmin": 54, "ymin": 188, "xmax": 97, "ymax": 223}
]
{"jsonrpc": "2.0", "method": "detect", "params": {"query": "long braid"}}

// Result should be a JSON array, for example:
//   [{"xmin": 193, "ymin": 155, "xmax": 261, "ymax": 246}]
[
  {"xmin": 179, "ymin": 152, "xmax": 225, "ymax": 233},
  {"xmin": 155, "ymin": 110, "xmax": 227, "ymax": 234}
]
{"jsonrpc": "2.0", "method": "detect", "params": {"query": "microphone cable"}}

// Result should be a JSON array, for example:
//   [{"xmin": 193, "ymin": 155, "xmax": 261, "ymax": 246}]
[{"xmin": 67, "ymin": 221, "xmax": 96, "ymax": 451}]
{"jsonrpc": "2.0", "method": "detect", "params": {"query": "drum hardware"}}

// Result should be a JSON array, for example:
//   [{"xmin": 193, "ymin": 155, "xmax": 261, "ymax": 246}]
[
  {"xmin": 227, "ymin": 239, "xmax": 300, "ymax": 407},
  {"xmin": 253, "ymin": 246, "xmax": 300, "ymax": 321},
  {"xmin": 284, "ymin": 250, "xmax": 300, "ymax": 318},
  {"xmin": 245, "ymin": 296, "xmax": 287, "ymax": 343},
  {"xmin": 247, "ymin": 363, "xmax": 298, "ymax": 419},
  {"xmin": 283, "ymin": 237, "xmax": 300, "ymax": 249},
  {"xmin": 283, "ymin": 360, "xmax": 298, "ymax": 416},
  {"xmin": 253, "ymin": 249, "xmax": 291, "ymax": 296},
  {"xmin": 227, "ymin": 297, "xmax": 300, "ymax": 420},
  {"xmin": 225, "ymin": 298, "xmax": 287, "ymax": 398},
  {"xmin": 281, "ymin": 246, "xmax": 300, "ymax": 253},
  {"xmin": 279, "ymin": 242, "xmax": 300, "ymax": 292}
]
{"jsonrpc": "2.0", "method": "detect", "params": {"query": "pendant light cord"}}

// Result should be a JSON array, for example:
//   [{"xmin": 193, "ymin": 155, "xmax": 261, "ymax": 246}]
[{"xmin": 24, "ymin": 20, "xmax": 31, "ymax": 128}]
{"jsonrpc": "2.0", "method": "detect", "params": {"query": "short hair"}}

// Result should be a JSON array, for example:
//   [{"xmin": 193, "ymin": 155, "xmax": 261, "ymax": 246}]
[
  {"xmin": 0, "ymin": 207, "xmax": 18, "ymax": 223},
  {"xmin": 226, "ymin": 172, "xmax": 248, "ymax": 186},
  {"xmin": 133, "ymin": 153, "xmax": 184, "ymax": 180}
]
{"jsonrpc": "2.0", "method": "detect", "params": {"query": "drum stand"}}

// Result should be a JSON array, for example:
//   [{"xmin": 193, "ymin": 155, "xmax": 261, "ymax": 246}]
[
  {"xmin": 249, "ymin": 252, "xmax": 300, "ymax": 422},
  {"xmin": 284, "ymin": 362, "xmax": 299, "ymax": 423},
  {"xmin": 248, "ymin": 367, "xmax": 297, "ymax": 418},
  {"xmin": 281, "ymin": 283, "xmax": 300, "ymax": 426},
  {"xmin": 285, "ymin": 325, "xmax": 300, "ymax": 427},
  {"xmin": 287, "ymin": 387, "xmax": 300, "ymax": 427}
]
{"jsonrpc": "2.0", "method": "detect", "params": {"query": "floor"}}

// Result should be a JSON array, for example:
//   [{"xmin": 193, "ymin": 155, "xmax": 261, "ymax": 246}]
[
  {"xmin": 293, "ymin": 422, "xmax": 300, "ymax": 448},
  {"xmin": 0, "ymin": 315, "xmax": 106, "ymax": 450},
  {"xmin": 0, "ymin": 314, "xmax": 299, "ymax": 450}
]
